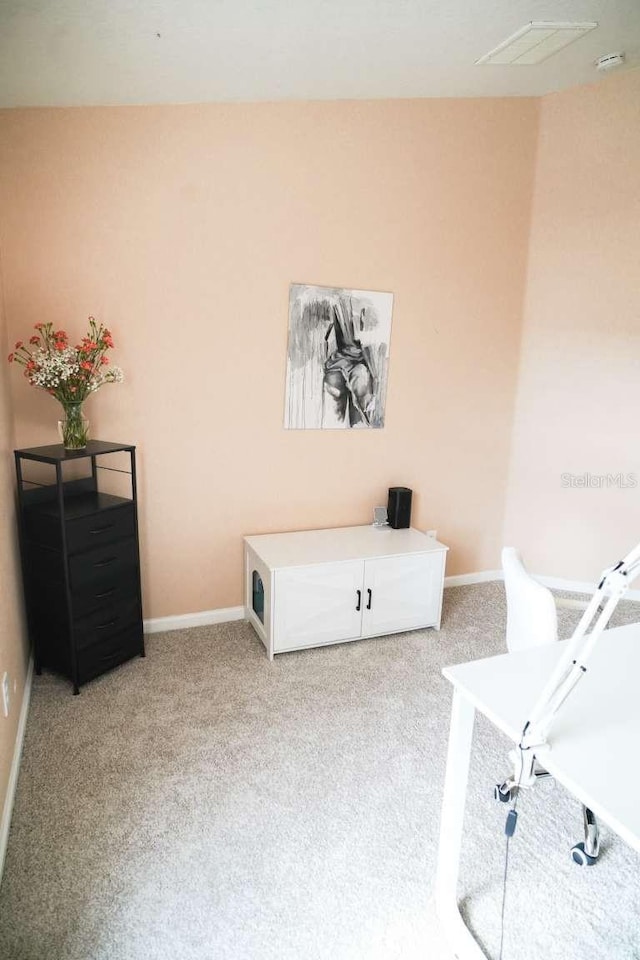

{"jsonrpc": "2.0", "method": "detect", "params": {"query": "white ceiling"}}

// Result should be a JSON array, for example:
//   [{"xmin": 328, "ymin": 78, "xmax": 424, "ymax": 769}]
[{"xmin": 0, "ymin": 0, "xmax": 638, "ymax": 107}]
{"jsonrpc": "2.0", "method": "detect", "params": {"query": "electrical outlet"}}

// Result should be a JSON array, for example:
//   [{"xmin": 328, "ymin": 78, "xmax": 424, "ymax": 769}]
[
  {"xmin": 2, "ymin": 673, "xmax": 9, "ymax": 718},
  {"xmin": 427, "ymin": 529, "xmax": 437, "ymax": 539}
]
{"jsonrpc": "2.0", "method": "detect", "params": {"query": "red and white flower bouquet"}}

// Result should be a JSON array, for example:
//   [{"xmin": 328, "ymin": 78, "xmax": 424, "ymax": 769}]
[{"xmin": 8, "ymin": 317, "xmax": 124, "ymax": 448}]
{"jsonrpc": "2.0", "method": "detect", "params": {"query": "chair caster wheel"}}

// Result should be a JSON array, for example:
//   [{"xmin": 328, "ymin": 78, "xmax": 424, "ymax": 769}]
[
  {"xmin": 570, "ymin": 842, "xmax": 597, "ymax": 866},
  {"xmin": 494, "ymin": 783, "xmax": 514, "ymax": 803}
]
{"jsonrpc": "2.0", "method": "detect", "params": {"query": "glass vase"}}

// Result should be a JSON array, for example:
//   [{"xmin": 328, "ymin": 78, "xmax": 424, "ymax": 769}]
[{"xmin": 58, "ymin": 401, "xmax": 90, "ymax": 450}]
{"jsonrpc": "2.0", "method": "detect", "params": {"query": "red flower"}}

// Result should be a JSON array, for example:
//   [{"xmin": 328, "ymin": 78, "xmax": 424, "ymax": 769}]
[{"xmin": 9, "ymin": 318, "xmax": 122, "ymax": 395}]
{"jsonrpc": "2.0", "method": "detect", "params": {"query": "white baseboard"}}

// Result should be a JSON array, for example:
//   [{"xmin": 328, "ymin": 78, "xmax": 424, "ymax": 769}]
[
  {"xmin": 143, "ymin": 605, "xmax": 245, "ymax": 635},
  {"xmin": 0, "ymin": 655, "xmax": 34, "ymax": 882},
  {"xmin": 537, "ymin": 575, "xmax": 640, "ymax": 603},
  {"xmin": 142, "ymin": 571, "xmax": 640, "ymax": 635},
  {"xmin": 444, "ymin": 570, "xmax": 503, "ymax": 587},
  {"xmin": 144, "ymin": 575, "xmax": 510, "ymax": 631},
  {"xmin": 444, "ymin": 569, "xmax": 640, "ymax": 602}
]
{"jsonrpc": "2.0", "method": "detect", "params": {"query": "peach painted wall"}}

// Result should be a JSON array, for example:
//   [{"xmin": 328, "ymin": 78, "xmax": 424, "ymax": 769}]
[
  {"xmin": 504, "ymin": 69, "xmax": 640, "ymax": 581},
  {"xmin": 0, "ymin": 99, "xmax": 538, "ymax": 617},
  {"xmin": 0, "ymin": 270, "xmax": 29, "ymax": 837}
]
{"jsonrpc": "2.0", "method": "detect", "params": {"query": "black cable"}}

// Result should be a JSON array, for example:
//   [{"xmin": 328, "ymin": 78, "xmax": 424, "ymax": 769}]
[{"xmin": 498, "ymin": 746, "xmax": 527, "ymax": 960}]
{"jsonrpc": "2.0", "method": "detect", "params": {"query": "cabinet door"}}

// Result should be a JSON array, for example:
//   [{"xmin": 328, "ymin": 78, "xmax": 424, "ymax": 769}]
[
  {"xmin": 360, "ymin": 552, "xmax": 444, "ymax": 638},
  {"xmin": 273, "ymin": 561, "xmax": 364, "ymax": 652}
]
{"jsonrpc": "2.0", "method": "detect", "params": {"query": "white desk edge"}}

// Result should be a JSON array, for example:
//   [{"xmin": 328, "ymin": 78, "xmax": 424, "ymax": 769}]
[{"xmin": 435, "ymin": 622, "xmax": 640, "ymax": 960}]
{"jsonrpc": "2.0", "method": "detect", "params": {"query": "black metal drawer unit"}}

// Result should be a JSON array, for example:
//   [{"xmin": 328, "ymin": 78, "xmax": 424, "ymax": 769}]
[{"xmin": 14, "ymin": 441, "xmax": 145, "ymax": 694}]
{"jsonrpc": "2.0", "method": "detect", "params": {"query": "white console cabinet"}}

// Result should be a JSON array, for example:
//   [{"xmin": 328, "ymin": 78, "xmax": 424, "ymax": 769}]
[{"xmin": 244, "ymin": 525, "xmax": 448, "ymax": 659}]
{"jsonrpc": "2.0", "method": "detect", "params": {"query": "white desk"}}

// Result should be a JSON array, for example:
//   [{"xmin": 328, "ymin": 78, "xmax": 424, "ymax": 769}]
[{"xmin": 436, "ymin": 622, "xmax": 640, "ymax": 960}]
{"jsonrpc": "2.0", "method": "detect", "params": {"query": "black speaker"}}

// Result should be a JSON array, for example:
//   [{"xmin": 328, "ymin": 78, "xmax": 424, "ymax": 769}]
[{"xmin": 387, "ymin": 487, "xmax": 412, "ymax": 529}]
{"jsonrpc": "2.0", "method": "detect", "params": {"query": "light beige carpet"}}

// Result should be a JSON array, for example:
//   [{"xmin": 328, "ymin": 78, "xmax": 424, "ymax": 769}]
[{"xmin": 0, "ymin": 583, "xmax": 639, "ymax": 960}]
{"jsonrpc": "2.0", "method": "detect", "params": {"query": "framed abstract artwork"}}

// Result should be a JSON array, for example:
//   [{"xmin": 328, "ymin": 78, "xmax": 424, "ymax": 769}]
[{"xmin": 284, "ymin": 283, "xmax": 393, "ymax": 430}]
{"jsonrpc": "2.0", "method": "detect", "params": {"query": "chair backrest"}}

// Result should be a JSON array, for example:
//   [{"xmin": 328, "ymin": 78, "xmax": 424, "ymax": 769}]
[{"xmin": 502, "ymin": 547, "xmax": 558, "ymax": 653}]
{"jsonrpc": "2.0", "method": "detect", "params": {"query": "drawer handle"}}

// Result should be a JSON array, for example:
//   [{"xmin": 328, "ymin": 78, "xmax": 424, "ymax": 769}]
[
  {"xmin": 356, "ymin": 589, "xmax": 361, "ymax": 611},
  {"xmin": 97, "ymin": 618, "xmax": 119, "ymax": 630},
  {"xmin": 94, "ymin": 588, "xmax": 116, "ymax": 599},
  {"xmin": 94, "ymin": 556, "xmax": 117, "ymax": 567},
  {"xmin": 98, "ymin": 649, "xmax": 122, "ymax": 663},
  {"xmin": 89, "ymin": 524, "xmax": 114, "ymax": 535},
  {"xmin": 366, "ymin": 589, "xmax": 372, "ymax": 610}
]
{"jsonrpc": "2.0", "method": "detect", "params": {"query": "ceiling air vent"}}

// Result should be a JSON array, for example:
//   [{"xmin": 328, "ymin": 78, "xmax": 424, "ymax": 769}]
[{"xmin": 476, "ymin": 21, "xmax": 598, "ymax": 66}]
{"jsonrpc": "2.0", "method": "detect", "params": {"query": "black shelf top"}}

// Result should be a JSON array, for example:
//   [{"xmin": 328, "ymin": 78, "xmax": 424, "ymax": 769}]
[{"xmin": 15, "ymin": 441, "xmax": 135, "ymax": 463}]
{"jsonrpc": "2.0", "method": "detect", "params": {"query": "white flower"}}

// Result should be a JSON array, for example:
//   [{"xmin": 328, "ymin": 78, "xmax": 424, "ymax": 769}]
[
  {"xmin": 29, "ymin": 347, "xmax": 80, "ymax": 389},
  {"xmin": 90, "ymin": 366, "xmax": 124, "ymax": 391}
]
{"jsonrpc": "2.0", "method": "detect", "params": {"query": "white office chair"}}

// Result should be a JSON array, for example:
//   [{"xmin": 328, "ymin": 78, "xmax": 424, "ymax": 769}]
[{"xmin": 495, "ymin": 547, "xmax": 600, "ymax": 866}]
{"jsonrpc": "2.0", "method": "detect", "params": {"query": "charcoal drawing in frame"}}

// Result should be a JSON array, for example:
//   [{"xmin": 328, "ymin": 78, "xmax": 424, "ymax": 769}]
[{"xmin": 284, "ymin": 284, "xmax": 393, "ymax": 430}]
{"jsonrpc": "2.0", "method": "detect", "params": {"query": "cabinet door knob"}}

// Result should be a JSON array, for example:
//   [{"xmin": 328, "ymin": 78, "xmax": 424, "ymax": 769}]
[
  {"xmin": 356, "ymin": 589, "xmax": 362, "ymax": 611},
  {"xmin": 89, "ymin": 524, "xmax": 114, "ymax": 535},
  {"xmin": 94, "ymin": 556, "xmax": 116, "ymax": 567},
  {"xmin": 366, "ymin": 588, "xmax": 372, "ymax": 610}
]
